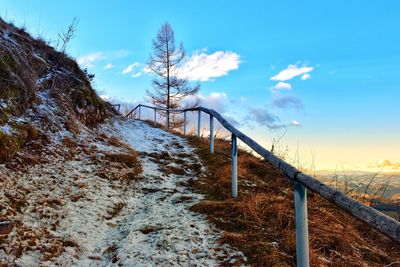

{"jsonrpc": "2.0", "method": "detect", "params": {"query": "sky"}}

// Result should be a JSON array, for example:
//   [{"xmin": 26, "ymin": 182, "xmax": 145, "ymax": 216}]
[{"xmin": 1, "ymin": 0, "xmax": 399, "ymax": 173}]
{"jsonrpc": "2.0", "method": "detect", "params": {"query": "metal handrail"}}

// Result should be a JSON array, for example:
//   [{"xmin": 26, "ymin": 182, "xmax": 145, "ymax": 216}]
[
  {"xmin": 111, "ymin": 104, "xmax": 121, "ymax": 113},
  {"xmin": 125, "ymin": 104, "xmax": 400, "ymax": 266}
]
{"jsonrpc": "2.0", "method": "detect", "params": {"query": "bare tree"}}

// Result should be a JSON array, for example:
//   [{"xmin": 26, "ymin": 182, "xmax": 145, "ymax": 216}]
[
  {"xmin": 51, "ymin": 17, "xmax": 79, "ymax": 91},
  {"xmin": 146, "ymin": 22, "xmax": 199, "ymax": 128},
  {"xmin": 58, "ymin": 17, "xmax": 79, "ymax": 56}
]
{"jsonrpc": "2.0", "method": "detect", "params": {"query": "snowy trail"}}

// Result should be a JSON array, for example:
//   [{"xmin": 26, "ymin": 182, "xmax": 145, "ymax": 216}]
[
  {"xmin": 92, "ymin": 119, "xmax": 247, "ymax": 266},
  {"xmin": 0, "ymin": 118, "xmax": 246, "ymax": 266}
]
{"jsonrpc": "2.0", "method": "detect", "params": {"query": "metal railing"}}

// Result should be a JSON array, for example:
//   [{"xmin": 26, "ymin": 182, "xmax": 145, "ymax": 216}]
[
  {"xmin": 125, "ymin": 104, "xmax": 400, "ymax": 267},
  {"xmin": 111, "ymin": 104, "xmax": 121, "ymax": 113}
]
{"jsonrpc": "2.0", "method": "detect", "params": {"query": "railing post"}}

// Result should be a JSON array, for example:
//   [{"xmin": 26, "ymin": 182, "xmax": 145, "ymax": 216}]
[
  {"xmin": 153, "ymin": 108, "xmax": 156, "ymax": 126},
  {"xmin": 166, "ymin": 111, "xmax": 169, "ymax": 129},
  {"xmin": 210, "ymin": 115, "xmax": 214, "ymax": 154},
  {"xmin": 231, "ymin": 134, "xmax": 238, "ymax": 198},
  {"xmin": 197, "ymin": 110, "xmax": 201, "ymax": 137},
  {"xmin": 294, "ymin": 182, "xmax": 310, "ymax": 267},
  {"xmin": 183, "ymin": 111, "xmax": 187, "ymax": 135},
  {"xmin": 138, "ymin": 105, "xmax": 141, "ymax": 120}
]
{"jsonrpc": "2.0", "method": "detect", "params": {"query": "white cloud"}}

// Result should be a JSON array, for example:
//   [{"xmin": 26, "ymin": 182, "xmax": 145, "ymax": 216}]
[
  {"xmin": 180, "ymin": 92, "xmax": 237, "ymax": 130},
  {"xmin": 271, "ymin": 63, "xmax": 314, "ymax": 81},
  {"xmin": 104, "ymin": 63, "xmax": 113, "ymax": 69},
  {"xmin": 110, "ymin": 50, "xmax": 132, "ymax": 59},
  {"xmin": 142, "ymin": 65, "xmax": 152, "ymax": 74},
  {"xmin": 77, "ymin": 52, "xmax": 103, "ymax": 68},
  {"xmin": 131, "ymin": 72, "xmax": 142, "ymax": 78},
  {"xmin": 292, "ymin": 120, "xmax": 300, "ymax": 126},
  {"xmin": 99, "ymin": 95, "xmax": 110, "ymax": 101},
  {"xmin": 183, "ymin": 92, "xmax": 228, "ymax": 112},
  {"xmin": 176, "ymin": 51, "xmax": 240, "ymax": 81},
  {"xmin": 122, "ymin": 62, "xmax": 141, "ymax": 74},
  {"xmin": 301, "ymin": 73, "xmax": 311, "ymax": 80},
  {"xmin": 273, "ymin": 81, "xmax": 292, "ymax": 90}
]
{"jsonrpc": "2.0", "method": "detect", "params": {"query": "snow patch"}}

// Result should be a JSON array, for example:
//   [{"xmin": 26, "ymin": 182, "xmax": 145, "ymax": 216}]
[{"xmin": 0, "ymin": 124, "xmax": 14, "ymax": 135}]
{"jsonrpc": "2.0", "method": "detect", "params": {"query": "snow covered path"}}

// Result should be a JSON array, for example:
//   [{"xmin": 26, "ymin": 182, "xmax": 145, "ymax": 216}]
[
  {"xmin": 91, "ymin": 119, "xmax": 247, "ymax": 266},
  {"xmin": 0, "ymin": 118, "xmax": 246, "ymax": 266}
]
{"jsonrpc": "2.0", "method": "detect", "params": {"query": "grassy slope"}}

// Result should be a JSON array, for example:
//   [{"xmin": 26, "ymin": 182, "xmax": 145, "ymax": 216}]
[
  {"xmin": 186, "ymin": 136, "xmax": 400, "ymax": 266},
  {"xmin": 0, "ymin": 17, "xmax": 116, "ymax": 163}
]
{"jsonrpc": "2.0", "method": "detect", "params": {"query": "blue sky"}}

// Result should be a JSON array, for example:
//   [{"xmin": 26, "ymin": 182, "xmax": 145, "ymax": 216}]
[{"xmin": 1, "ymin": 0, "xmax": 399, "ymax": 172}]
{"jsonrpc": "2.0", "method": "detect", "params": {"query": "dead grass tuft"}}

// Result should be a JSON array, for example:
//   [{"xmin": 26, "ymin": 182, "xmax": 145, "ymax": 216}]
[
  {"xmin": 106, "ymin": 135, "xmax": 130, "ymax": 150},
  {"xmin": 100, "ymin": 149, "xmax": 143, "ymax": 180},
  {"xmin": 105, "ymin": 150, "xmax": 139, "ymax": 168},
  {"xmin": 0, "ymin": 124, "xmax": 41, "ymax": 162},
  {"xmin": 65, "ymin": 118, "xmax": 80, "ymax": 135},
  {"xmin": 62, "ymin": 136, "xmax": 76, "ymax": 149}
]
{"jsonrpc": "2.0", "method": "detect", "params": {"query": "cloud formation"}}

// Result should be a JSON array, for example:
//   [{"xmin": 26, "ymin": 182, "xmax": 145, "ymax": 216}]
[
  {"xmin": 122, "ymin": 62, "xmax": 141, "ymax": 74},
  {"xmin": 273, "ymin": 81, "xmax": 292, "ymax": 90},
  {"xmin": 271, "ymin": 63, "xmax": 313, "ymax": 81},
  {"xmin": 272, "ymin": 94, "xmax": 304, "ymax": 110},
  {"xmin": 131, "ymin": 73, "xmax": 142, "ymax": 78},
  {"xmin": 247, "ymin": 107, "xmax": 301, "ymax": 129},
  {"xmin": 248, "ymin": 107, "xmax": 287, "ymax": 129},
  {"xmin": 183, "ymin": 92, "xmax": 228, "ymax": 112},
  {"xmin": 292, "ymin": 120, "xmax": 300, "ymax": 126},
  {"xmin": 301, "ymin": 73, "xmax": 311, "ymax": 80},
  {"xmin": 377, "ymin": 160, "xmax": 400, "ymax": 169},
  {"xmin": 99, "ymin": 95, "xmax": 110, "ymax": 101},
  {"xmin": 110, "ymin": 50, "xmax": 132, "ymax": 59},
  {"xmin": 104, "ymin": 63, "xmax": 113, "ymax": 69},
  {"xmin": 176, "ymin": 51, "xmax": 240, "ymax": 81},
  {"xmin": 77, "ymin": 52, "xmax": 103, "ymax": 68},
  {"xmin": 77, "ymin": 50, "xmax": 132, "ymax": 69}
]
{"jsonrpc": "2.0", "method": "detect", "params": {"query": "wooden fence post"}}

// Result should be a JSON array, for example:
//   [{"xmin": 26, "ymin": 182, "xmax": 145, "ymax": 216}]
[
  {"xmin": 294, "ymin": 182, "xmax": 310, "ymax": 267},
  {"xmin": 231, "ymin": 134, "xmax": 238, "ymax": 198},
  {"xmin": 210, "ymin": 115, "xmax": 214, "ymax": 154},
  {"xmin": 183, "ymin": 111, "xmax": 187, "ymax": 135}
]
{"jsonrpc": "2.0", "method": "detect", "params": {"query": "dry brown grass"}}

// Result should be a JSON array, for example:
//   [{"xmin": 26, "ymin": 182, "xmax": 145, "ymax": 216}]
[
  {"xmin": 62, "ymin": 136, "xmax": 76, "ymax": 149},
  {"xmin": 101, "ymin": 149, "xmax": 143, "ymax": 180},
  {"xmin": 0, "ymin": 124, "xmax": 42, "ymax": 163},
  {"xmin": 105, "ymin": 150, "xmax": 139, "ymax": 168},
  {"xmin": 64, "ymin": 118, "xmax": 80, "ymax": 135},
  {"xmin": 187, "ymin": 136, "xmax": 400, "ymax": 266},
  {"xmin": 107, "ymin": 135, "xmax": 129, "ymax": 149}
]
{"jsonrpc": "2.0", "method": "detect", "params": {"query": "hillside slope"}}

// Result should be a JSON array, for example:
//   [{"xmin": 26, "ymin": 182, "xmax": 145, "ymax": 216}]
[
  {"xmin": 187, "ymin": 137, "xmax": 400, "ymax": 266},
  {"xmin": 0, "ymin": 18, "xmax": 116, "ymax": 163}
]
